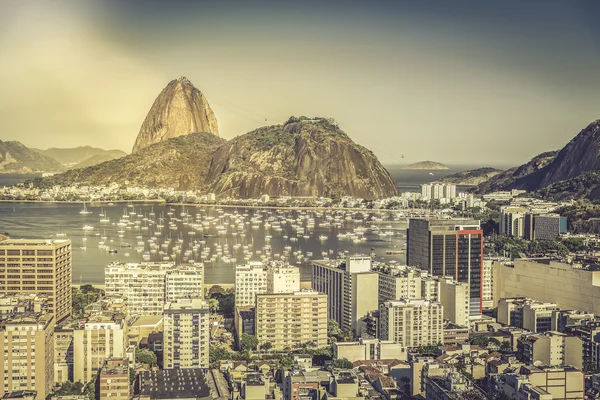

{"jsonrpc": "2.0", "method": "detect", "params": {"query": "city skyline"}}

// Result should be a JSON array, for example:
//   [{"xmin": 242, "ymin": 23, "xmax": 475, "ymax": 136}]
[{"xmin": 2, "ymin": 0, "xmax": 600, "ymax": 165}]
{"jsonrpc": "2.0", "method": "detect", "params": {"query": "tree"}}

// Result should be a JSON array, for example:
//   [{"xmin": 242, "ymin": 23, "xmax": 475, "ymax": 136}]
[
  {"xmin": 135, "ymin": 347, "xmax": 157, "ymax": 367},
  {"xmin": 416, "ymin": 344, "xmax": 440, "ymax": 354},
  {"xmin": 54, "ymin": 381, "xmax": 84, "ymax": 396},
  {"xmin": 83, "ymin": 376, "xmax": 96, "ymax": 400},
  {"xmin": 218, "ymin": 293, "xmax": 235, "ymax": 315},
  {"xmin": 331, "ymin": 358, "xmax": 353, "ymax": 370},
  {"xmin": 209, "ymin": 285, "xmax": 224, "ymax": 296},
  {"xmin": 327, "ymin": 319, "xmax": 342, "ymax": 338},
  {"xmin": 260, "ymin": 342, "xmax": 273, "ymax": 352},
  {"xmin": 240, "ymin": 334, "xmax": 258, "ymax": 351},
  {"xmin": 208, "ymin": 298, "xmax": 219, "ymax": 313},
  {"xmin": 209, "ymin": 345, "xmax": 232, "ymax": 367},
  {"xmin": 500, "ymin": 341, "xmax": 512, "ymax": 352}
]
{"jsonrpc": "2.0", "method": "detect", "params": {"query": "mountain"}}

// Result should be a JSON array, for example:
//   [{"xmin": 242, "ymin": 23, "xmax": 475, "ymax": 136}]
[
  {"xmin": 0, "ymin": 140, "xmax": 64, "ymax": 174},
  {"xmin": 476, "ymin": 151, "xmax": 558, "ymax": 194},
  {"xmin": 132, "ymin": 77, "xmax": 218, "ymax": 153},
  {"xmin": 71, "ymin": 153, "xmax": 126, "ymax": 170},
  {"xmin": 435, "ymin": 167, "xmax": 502, "ymax": 185},
  {"xmin": 477, "ymin": 120, "xmax": 600, "ymax": 200},
  {"xmin": 205, "ymin": 116, "xmax": 398, "ymax": 199},
  {"xmin": 33, "ymin": 146, "xmax": 126, "ymax": 166},
  {"xmin": 404, "ymin": 161, "xmax": 448, "ymax": 170},
  {"xmin": 37, "ymin": 133, "xmax": 226, "ymax": 190}
]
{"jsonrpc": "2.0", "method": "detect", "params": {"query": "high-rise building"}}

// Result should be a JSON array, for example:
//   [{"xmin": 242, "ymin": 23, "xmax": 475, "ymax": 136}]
[
  {"xmin": 105, "ymin": 262, "xmax": 204, "ymax": 315},
  {"xmin": 73, "ymin": 313, "xmax": 127, "ymax": 384},
  {"xmin": 267, "ymin": 264, "xmax": 300, "ymax": 294},
  {"xmin": 375, "ymin": 265, "xmax": 422, "ymax": 303},
  {"xmin": 407, "ymin": 219, "xmax": 483, "ymax": 314},
  {"xmin": 421, "ymin": 184, "xmax": 432, "ymax": 200},
  {"xmin": 444, "ymin": 184, "xmax": 456, "ymax": 200},
  {"xmin": 499, "ymin": 206, "xmax": 528, "ymax": 237},
  {"xmin": 0, "ymin": 238, "xmax": 72, "ymax": 322},
  {"xmin": 312, "ymin": 256, "xmax": 379, "ymax": 336},
  {"xmin": 98, "ymin": 358, "xmax": 130, "ymax": 400},
  {"xmin": 163, "ymin": 299, "xmax": 210, "ymax": 369},
  {"xmin": 0, "ymin": 294, "xmax": 54, "ymax": 399},
  {"xmin": 255, "ymin": 290, "xmax": 327, "ymax": 351},
  {"xmin": 532, "ymin": 214, "xmax": 568, "ymax": 241},
  {"xmin": 518, "ymin": 331, "xmax": 583, "ymax": 369},
  {"xmin": 165, "ymin": 267, "xmax": 204, "ymax": 302},
  {"xmin": 379, "ymin": 299, "xmax": 444, "ymax": 348},
  {"xmin": 497, "ymin": 297, "xmax": 559, "ymax": 333},
  {"xmin": 438, "ymin": 277, "xmax": 470, "ymax": 327},
  {"xmin": 235, "ymin": 262, "xmax": 268, "ymax": 308},
  {"xmin": 54, "ymin": 327, "xmax": 74, "ymax": 384}
]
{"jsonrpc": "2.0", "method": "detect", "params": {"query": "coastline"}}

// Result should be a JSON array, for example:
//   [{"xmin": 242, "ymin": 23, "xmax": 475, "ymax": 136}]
[{"xmin": 73, "ymin": 281, "xmax": 314, "ymax": 291}]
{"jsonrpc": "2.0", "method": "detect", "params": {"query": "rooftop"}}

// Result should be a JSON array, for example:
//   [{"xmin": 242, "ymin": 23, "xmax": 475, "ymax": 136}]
[
  {"xmin": 138, "ymin": 369, "xmax": 210, "ymax": 399},
  {"xmin": 0, "ymin": 238, "xmax": 70, "ymax": 246}
]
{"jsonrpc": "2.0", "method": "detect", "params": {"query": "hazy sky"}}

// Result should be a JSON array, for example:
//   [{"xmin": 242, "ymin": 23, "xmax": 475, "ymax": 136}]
[{"xmin": 1, "ymin": 0, "xmax": 600, "ymax": 166}]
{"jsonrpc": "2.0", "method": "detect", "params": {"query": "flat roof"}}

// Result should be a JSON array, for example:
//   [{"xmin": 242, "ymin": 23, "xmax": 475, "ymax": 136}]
[
  {"xmin": 0, "ymin": 239, "xmax": 70, "ymax": 246},
  {"xmin": 131, "ymin": 315, "xmax": 163, "ymax": 327}
]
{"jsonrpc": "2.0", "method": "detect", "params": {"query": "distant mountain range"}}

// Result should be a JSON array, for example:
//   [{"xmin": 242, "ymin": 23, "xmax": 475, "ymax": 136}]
[
  {"xmin": 404, "ymin": 161, "xmax": 448, "ymax": 170},
  {"xmin": 32, "ymin": 146, "xmax": 126, "ymax": 166},
  {"xmin": 476, "ymin": 120, "xmax": 600, "ymax": 200},
  {"xmin": 0, "ymin": 144, "xmax": 127, "ymax": 174},
  {"xmin": 31, "ymin": 77, "xmax": 398, "ymax": 199}
]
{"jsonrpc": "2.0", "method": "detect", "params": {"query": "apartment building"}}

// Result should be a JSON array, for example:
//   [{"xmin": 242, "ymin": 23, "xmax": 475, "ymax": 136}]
[
  {"xmin": 235, "ymin": 262, "xmax": 268, "ymax": 308},
  {"xmin": 518, "ymin": 331, "xmax": 583, "ymax": 369},
  {"xmin": 165, "ymin": 267, "xmax": 204, "ymax": 302},
  {"xmin": 0, "ymin": 238, "xmax": 72, "ymax": 321},
  {"xmin": 439, "ymin": 277, "xmax": 470, "ymax": 327},
  {"xmin": 105, "ymin": 262, "xmax": 204, "ymax": 315},
  {"xmin": 267, "ymin": 264, "xmax": 300, "ymax": 294},
  {"xmin": 375, "ymin": 265, "xmax": 422, "ymax": 303},
  {"xmin": 98, "ymin": 358, "xmax": 130, "ymax": 400},
  {"xmin": 0, "ymin": 295, "xmax": 55, "ymax": 399},
  {"xmin": 333, "ymin": 338, "xmax": 407, "ymax": 362},
  {"xmin": 163, "ymin": 299, "xmax": 210, "ymax": 369},
  {"xmin": 73, "ymin": 312, "xmax": 127, "ymax": 384},
  {"xmin": 255, "ymin": 291, "xmax": 327, "ymax": 351},
  {"xmin": 379, "ymin": 299, "xmax": 444, "ymax": 348},
  {"xmin": 54, "ymin": 327, "xmax": 74, "ymax": 384},
  {"xmin": 312, "ymin": 256, "xmax": 378, "ymax": 336},
  {"xmin": 497, "ymin": 297, "xmax": 559, "ymax": 333},
  {"xmin": 407, "ymin": 219, "xmax": 483, "ymax": 314}
]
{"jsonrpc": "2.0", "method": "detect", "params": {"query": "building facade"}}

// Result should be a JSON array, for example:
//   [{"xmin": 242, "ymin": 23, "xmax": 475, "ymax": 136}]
[
  {"xmin": 98, "ymin": 358, "xmax": 130, "ymax": 400},
  {"xmin": 438, "ymin": 278, "xmax": 470, "ymax": 327},
  {"xmin": 0, "ymin": 238, "xmax": 72, "ymax": 322},
  {"xmin": 407, "ymin": 219, "xmax": 483, "ymax": 314},
  {"xmin": 255, "ymin": 291, "xmax": 327, "ymax": 351},
  {"xmin": 235, "ymin": 263, "xmax": 268, "ymax": 308},
  {"xmin": 379, "ymin": 299, "xmax": 444, "ymax": 348},
  {"xmin": 312, "ymin": 256, "xmax": 379, "ymax": 336},
  {"xmin": 105, "ymin": 262, "xmax": 204, "ymax": 315},
  {"xmin": 163, "ymin": 299, "xmax": 210, "ymax": 369},
  {"xmin": 0, "ymin": 296, "xmax": 54, "ymax": 399}
]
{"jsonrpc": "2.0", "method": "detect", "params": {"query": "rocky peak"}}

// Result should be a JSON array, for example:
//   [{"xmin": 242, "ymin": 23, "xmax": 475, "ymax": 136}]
[{"xmin": 132, "ymin": 77, "xmax": 219, "ymax": 153}]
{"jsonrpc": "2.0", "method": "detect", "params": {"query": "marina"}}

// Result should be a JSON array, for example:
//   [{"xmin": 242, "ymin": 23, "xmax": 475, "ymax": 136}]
[{"xmin": 0, "ymin": 202, "xmax": 408, "ymax": 284}]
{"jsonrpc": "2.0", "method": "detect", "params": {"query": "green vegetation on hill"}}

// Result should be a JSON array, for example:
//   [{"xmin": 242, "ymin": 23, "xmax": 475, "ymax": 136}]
[{"xmin": 437, "ymin": 167, "xmax": 502, "ymax": 185}]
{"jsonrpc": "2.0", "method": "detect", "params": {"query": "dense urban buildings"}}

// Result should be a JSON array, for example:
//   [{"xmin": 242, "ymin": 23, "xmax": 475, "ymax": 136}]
[
  {"xmin": 255, "ymin": 290, "xmax": 327, "ymax": 350},
  {"xmin": 312, "ymin": 256, "xmax": 378, "ymax": 336},
  {"xmin": 105, "ymin": 262, "xmax": 204, "ymax": 315},
  {"xmin": 234, "ymin": 262, "xmax": 268, "ymax": 308},
  {"xmin": 493, "ymin": 259, "xmax": 600, "ymax": 314},
  {"xmin": 0, "ymin": 294, "xmax": 54, "ymax": 399},
  {"xmin": 407, "ymin": 218, "xmax": 483, "ymax": 314},
  {"xmin": 163, "ymin": 299, "xmax": 210, "ymax": 369},
  {"xmin": 0, "ymin": 238, "xmax": 72, "ymax": 322}
]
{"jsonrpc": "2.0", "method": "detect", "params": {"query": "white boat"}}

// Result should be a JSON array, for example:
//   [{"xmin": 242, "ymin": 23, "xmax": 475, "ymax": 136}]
[
  {"xmin": 79, "ymin": 202, "xmax": 92, "ymax": 215},
  {"xmin": 82, "ymin": 225, "xmax": 94, "ymax": 231}
]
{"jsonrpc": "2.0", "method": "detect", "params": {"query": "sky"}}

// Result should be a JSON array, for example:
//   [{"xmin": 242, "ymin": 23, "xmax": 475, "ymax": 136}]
[{"xmin": 1, "ymin": 0, "xmax": 600, "ymax": 166}]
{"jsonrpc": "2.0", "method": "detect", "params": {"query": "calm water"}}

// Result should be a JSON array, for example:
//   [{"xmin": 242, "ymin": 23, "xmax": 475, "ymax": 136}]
[
  {"xmin": 0, "ymin": 164, "xmax": 506, "ymax": 284},
  {"xmin": 0, "ymin": 202, "xmax": 407, "ymax": 284}
]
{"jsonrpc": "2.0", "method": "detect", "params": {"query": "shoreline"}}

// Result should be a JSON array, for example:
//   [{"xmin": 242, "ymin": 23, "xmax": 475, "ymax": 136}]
[
  {"xmin": 0, "ymin": 199, "xmax": 433, "ymax": 214},
  {"xmin": 73, "ymin": 281, "xmax": 314, "ymax": 291}
]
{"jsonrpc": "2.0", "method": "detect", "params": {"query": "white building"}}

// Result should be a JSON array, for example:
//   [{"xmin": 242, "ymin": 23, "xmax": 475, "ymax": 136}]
[
  {"xmin": 163, "ymin": 299, "xmax": 210, "ymax": 369},
  {"xmin": 267, "ymin": 264, "xmax": 300, "ymax": 294},
  {"xmin": 439, "ymin": 277, "xmax": 470, "ymax": 327},
  {"xmin": 379, "ymin": 299, "xmax": 444, "ymax": 348},
  {"xmin": 105, "ymin": 262, "xmax": 204, "ymax": 316},
  {"xmin": 235, "ymin": 262, "xmax": 268, "ymax": 308}
]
